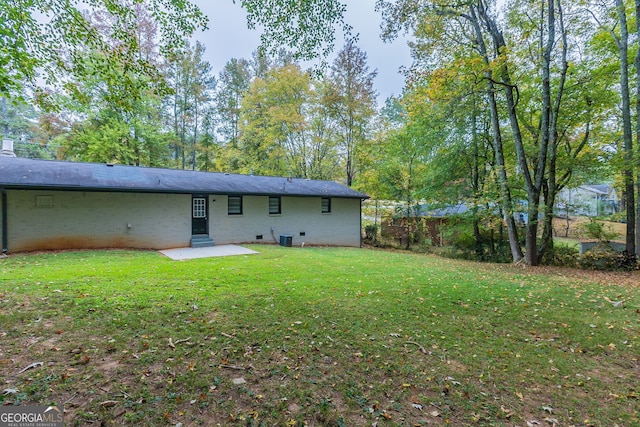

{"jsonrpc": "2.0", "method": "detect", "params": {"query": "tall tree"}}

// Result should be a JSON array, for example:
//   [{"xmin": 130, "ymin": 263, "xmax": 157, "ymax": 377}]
[
  {"xmin": 376, "ymin": 114, "xmax": 430, "ymax": 249},
  {"xmin": 635, "ymin": 0, "xmax": 640, "ymax": 255},
  {"xmin": 323, "ymin": 41, "xmax": 377, "ymax": 186},
  {"xmin": 164, "ymin": 41, "xmax": 216, "ymax": 170},
  {"xmin": 613, "ymin": 0, "xmax": 636, "ymax": 255},
  {"xmin": 588, "ymin": 0, "xmax": 638, "ymax": 256},
  {"xmin": 377, "ymin": 0, "xmax": 596, "ymax": 265},
  {"xmin": 58, "ymin": 3, "xmax": 173, "ymax": 166},
  {"xmin": 239, "ymin": 64, "xmax": 314, "ymax": 177},
  {"xmin": 215, "ymin": 58, "xmax": 252, "ymax": 149}
]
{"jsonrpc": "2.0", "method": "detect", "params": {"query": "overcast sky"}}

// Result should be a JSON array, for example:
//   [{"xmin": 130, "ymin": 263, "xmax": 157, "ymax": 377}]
[{"xmin": 191, "ymin": 0, "xmax": 413, "ymax": 105}]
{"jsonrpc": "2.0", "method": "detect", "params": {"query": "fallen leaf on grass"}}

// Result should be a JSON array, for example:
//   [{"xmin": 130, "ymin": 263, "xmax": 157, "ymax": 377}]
[
  {"xmin": 100, "ymin": 400, "xmax": 118, "ymax": 407},
  {"xmin": 18, "ymin": 361, "xmax": 43, "ymax": 373},
  {"xmin": 430, "ymin": 410, "xmax": 440, "ymax": 417},
  {"xmin": 501, "ymin": 405, "xmax": 514, "ymax": 418},
  {"xmin": 411, "ymin": 403, "xmax": 423, "ymax": 411},
  {"xmin": 2, "ymin": 388, "xmax": 18, "ymax": 395}
]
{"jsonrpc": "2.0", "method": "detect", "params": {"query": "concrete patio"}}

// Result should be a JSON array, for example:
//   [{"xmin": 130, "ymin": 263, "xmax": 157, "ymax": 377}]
[{"xmin": 159, "ymin": 245, "xmax": 258, "ymax": 260}]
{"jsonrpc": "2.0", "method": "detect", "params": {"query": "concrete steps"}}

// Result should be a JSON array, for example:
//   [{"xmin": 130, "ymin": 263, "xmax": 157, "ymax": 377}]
[{"xmin": 190, "ymin": 235, "xmax": 215, "ymax": 248}]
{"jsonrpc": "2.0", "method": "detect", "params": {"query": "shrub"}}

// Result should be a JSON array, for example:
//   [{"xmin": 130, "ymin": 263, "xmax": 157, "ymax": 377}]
[
  {"xmin": 438, "ymin": 221, "xmax": 513, "ymax": 264},
  {"xmin": 543, "ymin": 244, "xmax": 579, "ymax": 268},
  {"xmin": 577, "ymin": 218, "xmax": 618, "ymax": 242},
  {"xmin": 578, "ymin": 244, "xmax": 638, "ymax": 271},
  {"xmin": 364, "ymin": 224, "xmax": 378, "ymax": 242},
  {"xmin": 608, "ymin": 212, "xmax": 626, "ymax": 223}
]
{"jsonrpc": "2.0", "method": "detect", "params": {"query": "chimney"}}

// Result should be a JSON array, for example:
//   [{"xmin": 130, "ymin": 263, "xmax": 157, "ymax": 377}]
[{"xmin": 1, "ymin": 139, "xmax": 16, "ymax": 157}]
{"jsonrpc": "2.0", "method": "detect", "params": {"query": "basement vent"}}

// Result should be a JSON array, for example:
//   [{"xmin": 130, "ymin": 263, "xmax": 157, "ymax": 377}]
[{"xmin": 256, "ymin": 235, "xmax": 263, "ymax": 240}]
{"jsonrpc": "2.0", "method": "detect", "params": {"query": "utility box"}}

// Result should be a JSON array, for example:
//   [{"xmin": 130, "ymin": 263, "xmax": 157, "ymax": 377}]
[{"xmin": 279, "ymin": 234, "xmax": 293, "ymax": 247}]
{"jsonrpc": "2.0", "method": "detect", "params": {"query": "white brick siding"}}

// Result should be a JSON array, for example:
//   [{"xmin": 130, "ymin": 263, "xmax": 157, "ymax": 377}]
[
  {"xmin": 4, "ymin": 190, "xmax": 191, "ymax": 252},
  {"xmin": 2, "ymin": 190, "xmax": 362, "ymax": 252},
  {"xmin": 210, "ymin": 195, "xmax": 361, "ymax": 247}
]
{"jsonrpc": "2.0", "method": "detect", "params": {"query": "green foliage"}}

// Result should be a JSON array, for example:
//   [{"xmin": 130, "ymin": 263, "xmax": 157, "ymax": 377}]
[
  {"xmin": 164, "ymin": 40, "xmax": 217, "ymax": 170},
  {"xmin": 372, "ymin": 0, "xmax": 625, "ymax": 265},
  {"xmin": 364, "ymin": 224, "xmax": 378, "ymax": 242},
  {"xmin": 61, "ymin": 113, "xmax": 170, "ymax": 166},
  {"xmin": 1, "ymin": 0, "xmax": 207, "ymax": 105},
  {"xmin": 578, "ymin": 244, "xmax": 638, "ymax": 271},
  {"xmin": 323, "ymin": 41, "xmax": 378, "ymax": 186},
  {"xmin": 241, "ymin": 0, "xmax": 351, "ymax": 64},
  {"xmin": 440, "ymin": 218, "xmax": 514, "ymax": 264},
  {"xmin": 239, "ymin": 64, "xmax": 314, "ymax": 176},
  {"xmin": 541, "ymin": 244, "xmax": 580, "ymax": 268},
  {"xmin": 214, "ymin": 58, "xmax": 252, "ymax": 148},
  {"xmin": 578, "ymin": 218, "xmax": 619, "ymax": 242},
  {"xmin": 237, "ymin": 62, "xmax": 344, "ymax": 179}
]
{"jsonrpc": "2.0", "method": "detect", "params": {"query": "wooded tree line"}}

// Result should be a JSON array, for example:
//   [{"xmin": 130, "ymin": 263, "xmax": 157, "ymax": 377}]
[
  {"xmin": 1, "ymin": 2, "xmax": 377, "ymax": 184},
  {"xmin": 2, "ymin": 0, "xmax": 640, "ymax": 265},
  {"xmin": 369, "ymin": 0, "xmax": 640, "ymax": 265}
]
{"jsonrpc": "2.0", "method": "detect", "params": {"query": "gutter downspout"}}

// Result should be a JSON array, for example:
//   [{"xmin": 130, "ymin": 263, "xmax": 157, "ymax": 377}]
[
  {"xmin": 360, "ymin": 198, "xmax": 364, "ymax": 248},
  {"xmin": 1, "ymin": 188, "xmax": 7, "ymax": 254}
]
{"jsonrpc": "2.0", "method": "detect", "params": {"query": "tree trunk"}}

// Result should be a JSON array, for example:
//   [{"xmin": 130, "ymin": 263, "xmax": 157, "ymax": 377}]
[
  {"xmin": 478, "ymin": 3, "xmax": 535, "ymax": 263},
  {"xmin": 634, "ymin": 0, "xmax": 640, "ymax": 256},
  {"xmin": 616, "ymin": 0, "xmax": 636, "ymax": 255},
  {"xmin": 1, "ymin": 97, "xmax": 8, "ymax": 137},
  {"xmin": 539, "ymin": 0, "xmax": 569, "ymax": 262},
  {"xmin": 471, "ymin": 103, "xmax": 483, "ymax": 259},
  {"xmin": 468, "ymin": 5, "xmax": 523, "ymax": 263}
]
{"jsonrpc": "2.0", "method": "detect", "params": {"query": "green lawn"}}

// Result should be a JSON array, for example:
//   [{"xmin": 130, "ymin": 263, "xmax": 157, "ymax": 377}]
[{"xmin": 0, "ymin": 246, "xmax": 638, "ymax": 426}]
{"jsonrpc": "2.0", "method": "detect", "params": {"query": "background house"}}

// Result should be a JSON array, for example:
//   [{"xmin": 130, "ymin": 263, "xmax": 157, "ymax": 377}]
[
  {"xmin": 556, "ymin": 184, "xmax": 619, "ymax": 217},
  {"xmin": 0, "ymin": 155, "xmax": 368, "ymax": 253},
  {"xmin": 381, "ymin": 203, "xmax": 469, "ymax": 247}
]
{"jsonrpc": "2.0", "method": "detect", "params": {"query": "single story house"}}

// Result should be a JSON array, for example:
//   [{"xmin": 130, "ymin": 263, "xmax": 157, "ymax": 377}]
[
  {"xmin": 556, "ymin": 184, "xmax": 619, "ymax": 217},
  {"xmin": 0, "ymin": 152, "xmax": 368, "ymax": 254}
]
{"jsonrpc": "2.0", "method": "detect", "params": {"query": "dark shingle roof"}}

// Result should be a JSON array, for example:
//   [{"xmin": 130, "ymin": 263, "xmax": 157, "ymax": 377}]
[
  {"xmin": 401, "ymin": 203, "xmax": 469, "ymax": 218},
  {"xmin": 0, "ymin": 157, "xmax": 368, "ymax": 199}
]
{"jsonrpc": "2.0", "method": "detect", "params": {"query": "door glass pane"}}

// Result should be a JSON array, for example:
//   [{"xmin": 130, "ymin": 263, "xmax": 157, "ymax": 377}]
[{"xmin": 193, "ymin": 198, "xmax": 206, "ymax": 218}]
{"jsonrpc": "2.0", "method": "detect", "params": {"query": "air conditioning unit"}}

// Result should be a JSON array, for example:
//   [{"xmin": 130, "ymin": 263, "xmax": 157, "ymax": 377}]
[{"xmin": 279, "ymin": 234, "xmax": 293, "ymax": 247}]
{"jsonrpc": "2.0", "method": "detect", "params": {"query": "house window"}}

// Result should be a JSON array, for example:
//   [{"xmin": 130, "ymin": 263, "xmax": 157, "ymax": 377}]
[
  {"xmin": 269, "ymin": 196, "xmax": 281, "ymax": 215},
  {"xmin": 228, "ymin": 196, "xmax": 243, "ymax": 215},
  {"xmin": 321, "ymin": 197, "xmax": 331, "ymax": 213}
]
